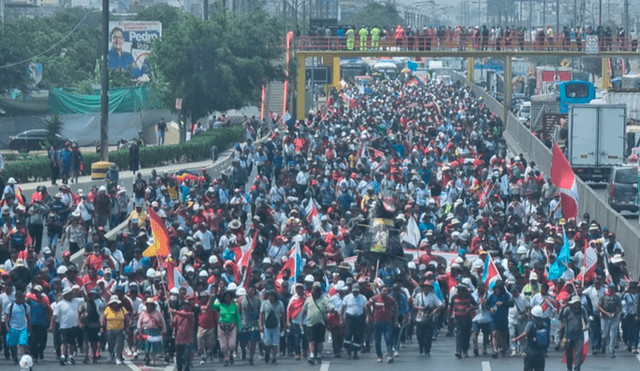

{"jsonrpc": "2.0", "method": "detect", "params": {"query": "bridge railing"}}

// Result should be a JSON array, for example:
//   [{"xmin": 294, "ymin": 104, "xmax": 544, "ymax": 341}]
[
  {"xmin": 461, "ymin": 76, "xmax": 640, "ymax": 280},
  {"xmin": 291, "ymin": 35, "xmax": 639, "ymax": 52}
]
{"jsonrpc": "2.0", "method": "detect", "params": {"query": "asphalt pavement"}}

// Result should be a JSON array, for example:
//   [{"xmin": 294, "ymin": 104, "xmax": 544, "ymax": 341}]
[
  {"xmin": 3, "ymin": 332, "xmax": 638, "ymax": 371},
  {"xmin": 590, "ymin": 183, "xmax": 640, "ymax": 232}
]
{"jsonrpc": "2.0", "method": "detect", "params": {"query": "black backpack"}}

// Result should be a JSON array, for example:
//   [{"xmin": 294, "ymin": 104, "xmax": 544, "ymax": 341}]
[{"xmin": 264, "ymin": 302, "xmax": 278, "ymax": 329}]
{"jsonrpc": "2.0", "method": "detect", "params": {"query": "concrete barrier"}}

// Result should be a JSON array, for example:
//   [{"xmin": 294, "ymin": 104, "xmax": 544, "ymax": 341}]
[{"xmin": 465, "ymin": 80, "xmax": 640, "ymax": 279}]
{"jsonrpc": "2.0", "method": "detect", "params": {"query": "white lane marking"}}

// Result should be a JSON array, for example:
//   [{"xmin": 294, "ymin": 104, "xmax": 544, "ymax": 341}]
[
  {"xmin": 319, "ymin": 361, "xmax": 330, "ymax": 371},
  {"xmin": 124, "ymin": 359, "xmax": 174, "ymax": 371},
  {"xmin": 124, "ymin": 359, "xmax": 143, "ymax": 371},
  {"xmin": 636, "ymin": 352, "xmax": 640, "ymax": 364},
  {"xmin": 481, "ymin": 360, "xmax": 492, "ymax": 371}
]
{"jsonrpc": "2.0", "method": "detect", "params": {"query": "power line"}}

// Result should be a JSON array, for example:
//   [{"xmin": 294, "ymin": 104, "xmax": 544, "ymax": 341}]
[{"xmin": 0, "ymin": 8, "xmax": 93, "ymax": 69}]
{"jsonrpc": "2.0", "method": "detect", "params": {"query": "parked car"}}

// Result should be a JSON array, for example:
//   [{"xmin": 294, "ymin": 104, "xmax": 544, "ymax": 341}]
[
  {"xmin": 8, "ymin": 129, "xmax": 68, "ymax": 153},
  {"xmin": 606, "ymin": 165, "xmax": 639, "ymax": 213}
]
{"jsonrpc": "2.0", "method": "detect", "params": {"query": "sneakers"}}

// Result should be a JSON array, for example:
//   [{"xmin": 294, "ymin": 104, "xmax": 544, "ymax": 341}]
[
  {"xmin": 377, "ymin": 357, "xmax": 383, "ymax": 363},
  {"xmin": 353, "ymin": 352, "xmax": 359, "ymax": 359},
  {"xmin": 60, "ymin": 356, "xmax": 66, "ymax": 365},
  {"xmin": 455, "ymin": 352, "xmax": 462, "ymax": 359},
  {"xmin": 511, "ymin": 349, "xmax": 518, "ymax": 357},
  {"xmin": 386, "ymin": 354, "xmax": 394, "ymax": 363},
  {"xmin": 393, "ymin": 350, "xmax": 399, "ymax": 357},
  {"xmin": 308, "ymin": 357, "xmax": 315, "ymax": 365},
  {"xmin": 248, "ymin": 358, "xmax": 254, "ymax": 365},
  {"xmin": 199, "ymin": 360, "xmax": 206, "ymax": 365},
  {"xmin": 116, "ymin": 359, "xmax": 123, "ymax": 365},
  {"xmin": 473, "ymin": 349, "xmax": 479, "ymax": 356}
]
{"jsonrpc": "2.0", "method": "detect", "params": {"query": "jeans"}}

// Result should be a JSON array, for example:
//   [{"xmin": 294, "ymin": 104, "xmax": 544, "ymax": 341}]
[
  {"xmin": 415, "ymin": 321, "xmax": 435, "ymax": 354},
  {"xmin": 176, "ymin": 343, "xmax": 192, "ymax": 371},
  {"xmin": 287, "ymin": 324, "xmax": 302, "ymax": 355},
  {"xmin": 106, "ymin": 330, "xmax": 125, "ymax": 360},
  {"xmin": 622, "ymin": 314, "xmax": 639, "ymax": 349},
  {"xmin": 157, "ymin": 131, "xmax": 165, "ymax": 145},
  {"xmin": 373, "ymin": 321, "xmax": 393, "ymax": 357},
  {"xmin": 28, "ymin": 224, "xmax": 44, "ymax": 253},
  {"xmin": 509, "ymin": 321, "xmax": 526, "ymax": 351},
  {"xmin": 590, "ymin": 315, "xmax": 602, "ymax": 352},
  {"xmin": 601, "ymin": 317, "xmax": 619, "ymax": 355},
  {"xmin": 455, "ymin": 318, "xmax": 472, "ymax": 354}
]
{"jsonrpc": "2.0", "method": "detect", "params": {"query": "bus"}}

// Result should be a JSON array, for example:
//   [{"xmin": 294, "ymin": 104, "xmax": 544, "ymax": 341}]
[{"xmin": 558, "ymin": 80, "xmax": 595, "ymax": 113}]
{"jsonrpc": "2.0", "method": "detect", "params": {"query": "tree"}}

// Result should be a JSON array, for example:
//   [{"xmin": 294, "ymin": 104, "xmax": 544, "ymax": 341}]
[
  {"xmin": 135, "ymin": 4, "xmax": 185, "ymax": 32},
  {"xmin": 343, "ymin": 2, "xmax": 403, "ymax": 28},
  {"xmin": 44, "ymin": 114, "xmax": 64, "ymax": 149},
  {"xmin": 149, "ymin": 6, "xmax": 285, "ymax": 141}
]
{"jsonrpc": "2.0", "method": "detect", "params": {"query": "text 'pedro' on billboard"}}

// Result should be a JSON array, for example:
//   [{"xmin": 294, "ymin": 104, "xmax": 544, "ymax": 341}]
[{"xmin": 108, "ymin": 21, "xmax": 162, "ymax": 81}]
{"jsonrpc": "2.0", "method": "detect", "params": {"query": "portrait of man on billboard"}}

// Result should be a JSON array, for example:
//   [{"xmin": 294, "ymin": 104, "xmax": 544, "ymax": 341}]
[{"xmin": 109, "ymin": 27, "xmax": 145, "ymax": 78}]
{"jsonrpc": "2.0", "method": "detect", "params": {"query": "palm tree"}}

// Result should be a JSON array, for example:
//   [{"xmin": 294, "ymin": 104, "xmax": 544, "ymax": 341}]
[{"xmin": 44, "ymin": 114, "xmax": 64, "ymax": 148}]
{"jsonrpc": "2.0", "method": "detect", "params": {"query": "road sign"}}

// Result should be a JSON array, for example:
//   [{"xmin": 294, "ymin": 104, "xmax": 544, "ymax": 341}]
[
  {"xmin": 305, "ymin": 67, "xmax": 330, "ymax": 84},
  {"xmin": 175, "ymin": 98, "xmax": 182, "ymax": 110},
  {"xmin": 560, "ymin": 59, "xmax": 570, "ymax": 67},
  {"xmin": 585, "ymin": 35, "xmax": 599, "ymax": 54}
]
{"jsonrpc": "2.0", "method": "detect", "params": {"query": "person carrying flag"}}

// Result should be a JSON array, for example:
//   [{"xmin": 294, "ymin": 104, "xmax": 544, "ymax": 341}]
[{"xmin": 559, "ymin": 296, "xmax": 589, "ymax": 371}]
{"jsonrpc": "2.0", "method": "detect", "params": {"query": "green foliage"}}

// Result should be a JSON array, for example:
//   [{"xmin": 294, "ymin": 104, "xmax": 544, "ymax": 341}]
[
  {"xmin": 44, "ymin": 114, "xmax": 64, "ymax": 148},
  {"xmin": 3, "ymin": 126, "xmax": 243, "ymax": 183},
  {"xmin": 149, "ymin": 5, "xmax": 285, "ymax": 121},
  {"xmin": 135, "ymin": 4, "xmax": 185, "ymax": 32},
  {"xmin": 0, "ymin": 8, "xmax": 102, "ymax": 91},
  {"xmin": 342, "ymin": 2, "xmax": 403, "ymax": 28}
]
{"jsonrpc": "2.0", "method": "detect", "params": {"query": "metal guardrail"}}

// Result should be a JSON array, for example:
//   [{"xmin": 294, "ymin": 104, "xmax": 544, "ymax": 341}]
[{"xmin": 464, "ymin": 79, "xmax": 640, "ymax": 279}]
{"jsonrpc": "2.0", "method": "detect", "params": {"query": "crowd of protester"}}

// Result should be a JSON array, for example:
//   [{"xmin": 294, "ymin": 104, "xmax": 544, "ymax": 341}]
[{"xmin": 0, "ymin": 76, "xmax": 638, "ymax": 371}]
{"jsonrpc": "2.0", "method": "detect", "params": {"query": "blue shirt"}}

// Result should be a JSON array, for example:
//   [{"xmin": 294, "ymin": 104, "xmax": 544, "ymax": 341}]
[
  {"xmin": 28, "ymin": 299, "xmax": 48, "ymax": 326},
  {"xmin": 486, "ymin": 292, "xmax": 513, "ymax": 324},
  {"xmin": 108, "ymin": 49, "xmax": 144, "ymax": 78},
  {"xmin": 3, "ymin": 302, "xmax": 30, "ymax": 330}
]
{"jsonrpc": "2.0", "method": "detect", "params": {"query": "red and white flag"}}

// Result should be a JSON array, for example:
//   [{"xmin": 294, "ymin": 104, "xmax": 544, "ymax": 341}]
[
  {"xmin": 563, "ymin": 330, "xmax": 589, "ymax": 365},
  {"xmin": 482, "ymin": 251, "xmax": 502, "ymax": 289},
  {"xmin": 165, "ymin": 258, "xmax": 193, "ymax": 296},
  {"xmin": 240, "ymin": 231, "xmax": 259, "ymax": 289},
  {"xmin": 579, "ymin": 241, "xmax": 598, "ymax": 283},
  {"xmin": 551, "ymin": 142, "xmax": 579, "ymax": 219}
]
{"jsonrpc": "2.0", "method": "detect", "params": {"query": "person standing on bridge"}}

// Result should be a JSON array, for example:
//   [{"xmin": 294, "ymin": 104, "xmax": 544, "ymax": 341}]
[
  {"xmin": 370, "ymin": 26, "xmax": 381, "ymax": 50},
  {"xmin": 546, "ymin": 25, "xmax": 554, "ymax": 50},
  {"xmin": 346, "ymin": 27, "xmax": 355, "ymax": 51},
  {"xmin": 359, "ymin": 26, "xmax": 369, "ymax": 51},
  {"xmin": 395, "ymin": 25, "xmax": 404, "ymax": 50}
]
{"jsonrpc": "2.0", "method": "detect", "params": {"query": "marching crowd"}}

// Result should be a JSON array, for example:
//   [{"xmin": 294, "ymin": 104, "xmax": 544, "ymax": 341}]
[{"xmin": 0, "ymin": 76, "xmax": 638, "ymax": 371}]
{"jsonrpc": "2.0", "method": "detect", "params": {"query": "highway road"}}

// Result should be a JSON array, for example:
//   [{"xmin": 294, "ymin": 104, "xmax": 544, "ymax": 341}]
[{"xmin": 590, "ymin": 183, "xmax": 640, "ymax": 232}]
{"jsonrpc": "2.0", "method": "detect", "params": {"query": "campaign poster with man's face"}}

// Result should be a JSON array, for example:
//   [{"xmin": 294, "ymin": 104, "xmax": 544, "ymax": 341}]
[{"xmin": 108, "ymin": 21, "xmax": 162, "ymax": 81}]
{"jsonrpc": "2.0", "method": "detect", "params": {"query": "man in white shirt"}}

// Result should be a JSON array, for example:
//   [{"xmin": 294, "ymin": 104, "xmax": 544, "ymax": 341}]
[
  {"xmin": 51, "ymin": 287, "xmax": 84, "ymax": 365},
  {"xmin": 340, "ymin": 283, "xmax": 368, "ymax": 359},
  {"xmin": 329, "ymin": 282, "xmax": 349, "ymax": 358},
  {"xmin": 413, "ymin": 281, "xmax": 443, "ymax": 357}
]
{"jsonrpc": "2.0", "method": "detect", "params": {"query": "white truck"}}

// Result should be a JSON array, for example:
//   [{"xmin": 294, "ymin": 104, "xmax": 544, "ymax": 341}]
[{"xmin": 567, "ymin": 104, "xmax": 627, "ymax": 182}]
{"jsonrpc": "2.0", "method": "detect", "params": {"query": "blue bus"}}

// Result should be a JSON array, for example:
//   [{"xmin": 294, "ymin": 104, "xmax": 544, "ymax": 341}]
[{"xmin": 558, "ymin": 80, "xmax": 595, "ymax": 113}]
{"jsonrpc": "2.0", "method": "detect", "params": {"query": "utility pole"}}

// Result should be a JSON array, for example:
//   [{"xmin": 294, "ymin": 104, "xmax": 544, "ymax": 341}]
[
  {"xmin": 204, "ymin": 0, "xmax": 208, "ymax": 19},
  {"xmin": 554, "ymin": 0, "xmax": 560, "ymax": 36},
  {"xmin": 598, "ymin": 0, "xmax": 602, "ymax": 25},
  {"xmin": 625, "ymin": 0, "xmax": 629, "ymax": 38},
  {"xmin": 543, "ymin": 0, "xmax": 546, "ymax": 27},
  {"xmin": 100, "ymin": 0, "xmax": 109, "ymax": 162}
]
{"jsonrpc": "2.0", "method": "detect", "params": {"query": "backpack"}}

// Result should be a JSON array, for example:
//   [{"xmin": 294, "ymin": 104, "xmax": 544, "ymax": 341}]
[
  {"xmin": 532, "ymin": 321, "xmax": 549, "ymax": 348},
  {"xmin": 8, "ymin": 302, "xmax": 28, "ymax": 326},
  {"xmin": 264, "ymin": 302, "xmax": 278, "ymax": 329}
]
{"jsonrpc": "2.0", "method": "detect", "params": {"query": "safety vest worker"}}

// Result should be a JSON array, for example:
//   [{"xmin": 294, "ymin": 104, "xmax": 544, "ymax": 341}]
[
  {"xmin": 346, "ymin": 28, "xmax": 355, "ymax": 51},
  {"xmin": 359, "ymin": 27, "xmax": 369, "ymax": 50},
  {"xmin": 371, "ymin": 26, "xmax": 381, "ymax": 49}
]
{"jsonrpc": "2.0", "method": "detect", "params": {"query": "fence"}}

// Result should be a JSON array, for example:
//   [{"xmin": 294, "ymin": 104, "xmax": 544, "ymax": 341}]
[{"xmin": 463, "ymin": 77, "xmax": 640, "ymax": 279}]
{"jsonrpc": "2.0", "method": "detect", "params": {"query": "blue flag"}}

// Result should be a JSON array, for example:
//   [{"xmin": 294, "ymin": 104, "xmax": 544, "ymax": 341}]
[{"xmin": 548, "ymin": 226, "xmax": 571, "ymax": 280}]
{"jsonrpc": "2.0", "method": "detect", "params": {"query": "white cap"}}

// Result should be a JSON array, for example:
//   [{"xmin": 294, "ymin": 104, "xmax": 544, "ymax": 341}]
[
  {"xmin": 407, "ymin": 262, "xmax": 417, "ymax": 269},
  {"xmin": 227, "ymin": 283, "xmax": 237, "ymax": 291},
  {"xmin": 146, "ymin": 268, "xmax": 157, "ymax": 278},
  {"xmin": 57, "ymin": 266, "xmax": 68, "ymax": 275},
  {"xmin": 208, "ymin": 255, "xmax": 218, "ymax": 264},
  {"xmin": 7, "ymin": 177, "xmax": 16, "ymax": 184},
  {"xmin": 170, "ymin": 287, "xmax": 179, "ymax": 294},
  {"xmin": 199, "ymin": 270, "xmax": 209, "ymax": 278},
  {"xmin": 531, "ymin": 305, "xmax": 543, "ymax": 317},
  {"xmin": 304, "ymin": 274, "xmax": 315, "ymax": 282}
]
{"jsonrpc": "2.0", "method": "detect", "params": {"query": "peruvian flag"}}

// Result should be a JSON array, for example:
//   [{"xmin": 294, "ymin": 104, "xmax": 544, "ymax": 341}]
[
  {"xmin": 305, "ymin": 201, "xmax": 321, "ymax": 230},
  {"xmin": 551, "ymin": 143, "xmax": 579, "ymax": 219},
  {"xmin": 357, "ymin": 141, "xmax": 367, "ymax": 159},
  {"xmin": 277, "ymin": 241, "xmax": 302, "ymax": 285},
  {"xmin": 165, "ymin": 258, "xmax": 193, "ymax": 295},
  {"xmin": 240, "ymin": 231, "xmax": 259, "ymax": 289},
  {"xmin": 482, "ymin": 251, "xmax": 502, "ymax": 289},
  {"xmin": 578, "ymin": 241, "xmax": 598, "ymax": 283}
]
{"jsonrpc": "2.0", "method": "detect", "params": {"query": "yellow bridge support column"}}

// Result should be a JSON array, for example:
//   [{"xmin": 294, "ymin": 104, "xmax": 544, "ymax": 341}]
[
  {"xmin": 320, "ymin": 55, "xmax": 341, "ymax": 93},
  {"xmin": 296, "ymin": 54, "xmax": 306, "ymax": 121},
  {"xmin": 467, "ymin": 57, "xmax": 474, "ymax": 85},
  {"xmin": 602, "ymin": 58, "xmax": 611, "ymax": 89},
  {"xmin": 504, "ymin": 55, "xmax": 512, "ymax": 127}
]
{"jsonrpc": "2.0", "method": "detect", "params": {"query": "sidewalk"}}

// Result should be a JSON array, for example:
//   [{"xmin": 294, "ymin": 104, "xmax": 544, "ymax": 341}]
[{"xmin": 19, "ymin": 146, "xmax": 236, "ymax": 193}]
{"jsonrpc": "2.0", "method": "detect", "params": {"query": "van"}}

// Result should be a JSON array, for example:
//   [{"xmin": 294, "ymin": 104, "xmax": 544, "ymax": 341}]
[
  {"xmin": 606, "ymin": 165, "xmax": 639, "ymax": 213},
  {"xmin": 517, "ymin": 101, "xmax": 531, "ymax": 124}
]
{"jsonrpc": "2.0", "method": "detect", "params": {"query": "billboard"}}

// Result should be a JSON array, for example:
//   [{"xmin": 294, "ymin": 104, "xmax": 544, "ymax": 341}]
[{"xmin": 108, "ymin": 21, "xmax": 162, "ymax": 81}]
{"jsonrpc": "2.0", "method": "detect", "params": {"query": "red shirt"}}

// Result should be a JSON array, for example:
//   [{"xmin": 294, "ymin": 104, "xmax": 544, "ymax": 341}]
[
  {"xmin": 370, "ymin": 294, "xmax": 396, "ymax": 323},
  {"xmin": 171, "ymin": 310, "xmax": 195, "ymax": 345}
]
